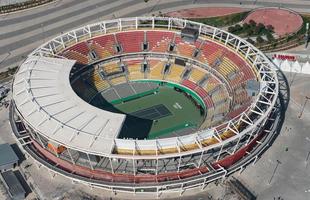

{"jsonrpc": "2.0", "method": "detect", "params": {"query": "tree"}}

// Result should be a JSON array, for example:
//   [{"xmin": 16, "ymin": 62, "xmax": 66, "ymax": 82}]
[
  {"xmin": 234, "ymin": 24, "xmax": 242, "ymax": 31},
  {"xmin": 255, "ymin": 23, "xmax": 266, "ymax": 35},
  {"xmin": 228, "ymin": 26, "xmax": 236, "ymax": 33},
  {"xmin": 249, "ymin": 19, "xmax": 256, "ymax": 27},
  {"xmin": 266, "ymin": 32, "xmax": 275, "ymax": 42},
  {"xmin": 246, "ymin": 38, "xmax": 255, "ymax": 44},
  {"xmin": 256, "ymin": 35, "xmax": 265, "ymax": 43},
  {"xmin": 228, "ymin": 24, "xmax": 242, "ymax": 33},
  {"xmin": 246, "ymin": 28, "xmax": 254, "ymax": 36},
  {"xmin": 243, "ymin": 23, "xmax": 250, "ymax": 30},
  {"xmin": 266, "ymin": 24, "xmax": 275, "ymax": 33}
]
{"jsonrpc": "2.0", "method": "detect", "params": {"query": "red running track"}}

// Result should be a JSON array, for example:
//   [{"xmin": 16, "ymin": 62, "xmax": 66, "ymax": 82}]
[{"xmin": 244, "ymin": 8, "xmax": 303, "ymax": 37}]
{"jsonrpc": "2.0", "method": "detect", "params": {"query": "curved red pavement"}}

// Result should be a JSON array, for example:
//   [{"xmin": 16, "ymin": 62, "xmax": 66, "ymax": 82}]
[
  {"xmin": 166, "ymin": 7, "xmax": 246, "ymax": 19},
  {"xmin": 244, "ymin": 8, "xmax": 303, "ymax": 37}
]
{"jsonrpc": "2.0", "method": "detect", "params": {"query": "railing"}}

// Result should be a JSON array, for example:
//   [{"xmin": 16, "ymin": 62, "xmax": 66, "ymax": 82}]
[{"xmin": 14, "ymin": 17, "xmax": 278, "ymax": 159}]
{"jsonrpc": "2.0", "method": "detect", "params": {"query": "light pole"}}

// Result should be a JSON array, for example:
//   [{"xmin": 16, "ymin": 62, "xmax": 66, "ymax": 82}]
[
  {"xmin": 41, "ymin": 23, "xmax": 45, "ymax": 44},
  {"xmin": 305, "ymin": 151, "xmax": 310, "ymax": 168},
  {"xmin": 268, "ymin": 159, "xmax": 281, "ymax": 184},
  {"xmin": 298, "ymin": 96, "xmax": 310, "ymax": 119}
]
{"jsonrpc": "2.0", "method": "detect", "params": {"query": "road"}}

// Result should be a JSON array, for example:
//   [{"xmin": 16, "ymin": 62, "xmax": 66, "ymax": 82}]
[{"xmin": 1, "ymin": 0, "xmax": 310, "ymax": 71}]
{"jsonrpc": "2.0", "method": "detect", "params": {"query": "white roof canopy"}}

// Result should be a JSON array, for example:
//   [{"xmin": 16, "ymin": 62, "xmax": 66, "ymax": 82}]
[{"xmin": 13, "ymin": 56, "xmax": 125, "ymax": 155}]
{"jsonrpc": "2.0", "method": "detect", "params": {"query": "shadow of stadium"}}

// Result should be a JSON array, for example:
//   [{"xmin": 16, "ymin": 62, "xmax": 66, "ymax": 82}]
[
  {"xmin": 255, "ymin": 68, "xmax": 290, "ymax": 159},
  {"xmin": 90, "ymin": 91, "xmax": 153, "ymax": 140}
]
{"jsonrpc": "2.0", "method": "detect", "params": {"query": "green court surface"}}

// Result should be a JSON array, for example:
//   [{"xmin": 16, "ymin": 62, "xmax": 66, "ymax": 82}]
[{"xmin": 114, "ymin": 85, "xmax": 204, "ymax": 139}]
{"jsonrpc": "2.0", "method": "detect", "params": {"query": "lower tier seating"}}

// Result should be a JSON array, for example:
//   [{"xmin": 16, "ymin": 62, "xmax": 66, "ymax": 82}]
[
  {"xmin": 109, "ymin": 75, "xmax": 127, "ymax": 85},
  {"xmin": 164, "ymin": 64, "xmax": 185, "ymax": 83}
]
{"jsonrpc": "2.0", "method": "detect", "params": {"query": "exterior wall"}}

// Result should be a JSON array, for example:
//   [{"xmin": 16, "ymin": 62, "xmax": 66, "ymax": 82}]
[{"xmin": 0, "ymin": 163, "xmax": 16, "ymax": 171}]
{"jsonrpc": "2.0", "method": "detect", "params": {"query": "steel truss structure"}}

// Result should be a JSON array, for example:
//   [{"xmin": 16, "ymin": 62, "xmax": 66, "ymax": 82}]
[{"xmin": 10, "ymin": 17, "xmax": 279, "ymax": 197}]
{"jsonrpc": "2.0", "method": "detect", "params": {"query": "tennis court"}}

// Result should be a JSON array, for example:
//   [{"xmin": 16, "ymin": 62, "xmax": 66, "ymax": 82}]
[
  {"xmin": 130, "ymin": 104, "xmax": 172, "ymax": 120},
  {"xmin": 117, "ymin": 84, "xmax": 204, "ymax": 139},
  {"xmin": 94, "ymin": 83, "xmax": 205, "ymax": 139}
]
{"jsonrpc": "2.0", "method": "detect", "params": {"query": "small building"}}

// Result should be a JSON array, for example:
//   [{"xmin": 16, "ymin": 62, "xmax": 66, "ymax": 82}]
[
  {"xmin": 0, "ymin": 170, "xmax": 26, "ymax": 200},
  {"xmin": 0, "ymin": 143, "xmax": 19, "ymax": 171}
]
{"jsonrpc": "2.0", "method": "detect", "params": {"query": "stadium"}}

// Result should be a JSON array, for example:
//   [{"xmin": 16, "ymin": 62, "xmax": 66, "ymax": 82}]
[{"xmin": 10, "ymin": 17, "xmax": 279, "ymax": 196}]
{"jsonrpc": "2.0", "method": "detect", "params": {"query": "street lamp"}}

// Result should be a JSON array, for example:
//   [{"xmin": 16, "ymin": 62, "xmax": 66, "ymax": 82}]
[
  {"xmin": 298, "ymin": 96, "xmax": 310, "ymax": 119},
  {"xmin": 41, "ymin": 23, "xmax": 45, "ymax": 44},
  {"xmin": 268, "ymin": 159, "xmax": 281, "ymax": 184}
]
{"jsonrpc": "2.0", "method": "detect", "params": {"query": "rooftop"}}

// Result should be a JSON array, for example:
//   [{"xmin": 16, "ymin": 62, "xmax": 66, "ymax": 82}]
[
  {"xmin": 12, "ymin": 56, "xmax": 125, "ymax": 155},
  {"xmin": 0, "ymin": 143, "xmax": 18, "ymax": 167}
]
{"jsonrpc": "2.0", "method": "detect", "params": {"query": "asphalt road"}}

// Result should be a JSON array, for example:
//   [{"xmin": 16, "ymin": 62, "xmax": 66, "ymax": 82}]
[{"xmin": 1, "ymin": 0, "xmax": 310, "ymax": 70}]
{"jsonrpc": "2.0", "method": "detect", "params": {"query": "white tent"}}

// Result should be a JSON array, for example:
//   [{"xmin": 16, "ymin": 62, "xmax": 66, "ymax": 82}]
[
  {"xmin": 280, "ymin": 59, "xmax": 291, "ymax": 72},
  {"xmin": 292, "ymin": 60, "xmax": 302, "ymax": 73},
  {"xmin": 302, "ymin": 61, "xmax": 310, "ymax": 74}
]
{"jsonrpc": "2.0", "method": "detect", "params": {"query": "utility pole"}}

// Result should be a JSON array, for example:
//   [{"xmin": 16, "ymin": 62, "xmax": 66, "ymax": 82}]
[
  {"xmin": 305, "ymin": 23, "xmax": 309, "ymax": 49},
  {"xmin": 298, "ymin": 96, "xmax": 310, "ymax": 119},
  {"xmin": 305, "ymin": 151, "xmax": 310, "ymax": 168}
]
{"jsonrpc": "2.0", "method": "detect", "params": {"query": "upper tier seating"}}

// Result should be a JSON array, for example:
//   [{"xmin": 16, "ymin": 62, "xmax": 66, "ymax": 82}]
[
  {"xmin": 176, "ymin": 43, "xmax": 195, "ymax": 58},
  {"xmin": 116, "ymin": 31, "xmax": 144, "ymax": 53},
  {"xmin": 89, "ymin": 41, "xmax": 113, "ymax": 59},
  {"xmin": 91, "ymin": 34, "xmax": 116, "ymax": 56},
  {"xmin": 218, "ymin": 58, "xmax": 238, "ymax": 77},
  {"xmin": 147, "ymin": 31, "xmax": 174, "ymax": 52},
  {"xmin": 67, "ymin": 42, "xmax": 89, "ymax": 57},
  {"xmin": 225, "ymin": 103, "xmax": 251, "ymax": 120},
  {"xmin": 200, "ymin": 41, "xmax": 224, "ymax": 66},
  {"xmin": 225, "ymin": 51, "xmax": 256, "ymax": 82},
  {"xmin": 62, "ymin": 51, "xmax": 88, "ymax": 65},
  {"xmin": 174, "ymin": 36, "xmax": 195, "ymax": 58}
]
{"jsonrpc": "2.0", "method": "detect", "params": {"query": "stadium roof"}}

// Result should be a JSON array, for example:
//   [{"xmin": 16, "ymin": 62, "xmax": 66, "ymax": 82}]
[{"xmin": 13, "ymin": 56, "xmax": 125, "ymax": 155}]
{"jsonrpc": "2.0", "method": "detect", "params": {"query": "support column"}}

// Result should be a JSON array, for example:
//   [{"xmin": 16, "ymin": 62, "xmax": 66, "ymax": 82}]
[
  {"xmin": 177, "ymin": 156, "xmax": 182, "ymax": 172},
  {"xmin": 109, "ymin": 157, "xmax": 114, "ymax": 174},
  {"xmin": 179, "ymin": 183, "xmax": 184, "ymax": 196},
  {"xmin": 86, "ymin": 153, "xmax": 94, "ymax": 170},
  {"xmin": 216, "ymin": 145, "xmax": 224, "ymax": 161},
  {"xmin": 253, "ymin": 155, "xmax": 258, "ymax": 165},
  {"xmin": 155, "ymin": 158, "xmax": 159, "ymax": 175},
  {"xmin": 198, "ymin": 150, "xmax": 204, "ymax": 167},
  {"xmin": 67, "ymin": 148, "xmax": 75, "ymax": 164},
  {"xmin": 201, "ymin": 178, "xmax": 207, "ymax": 190},
  {"xmin": 232, "ymin": 136, "xmax": 242, "ymax": 154},
  {"xmin": 133, "ymin": 159, "xmax": 136, "ymax": 175}
]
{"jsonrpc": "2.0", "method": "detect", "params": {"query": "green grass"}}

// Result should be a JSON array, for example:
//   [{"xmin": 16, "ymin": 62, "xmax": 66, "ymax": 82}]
[
  {"xmin": 191, "ymin": 12, "xmax": 249, "ymax": 27},
  {"xmin": 114, "ymin": 85, "xmax": 204, "ymax": 139}
]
